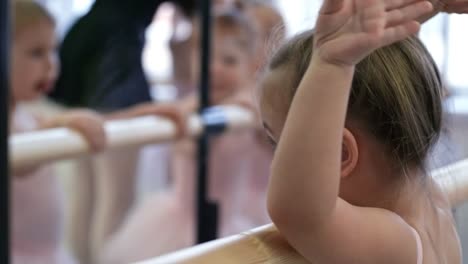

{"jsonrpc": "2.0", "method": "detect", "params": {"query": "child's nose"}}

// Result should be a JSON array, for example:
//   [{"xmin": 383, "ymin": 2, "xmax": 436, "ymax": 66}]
[
  {"xmin": 45, "ymin": 53, "xmax": 59, "ymax": 80},
  {"xmin": 210, "ymin": 59, "xmax": 224, "ymax": 77},
  {"xmin": 210, "ymin": 61, "xmax": 218, "ymax": 75}
]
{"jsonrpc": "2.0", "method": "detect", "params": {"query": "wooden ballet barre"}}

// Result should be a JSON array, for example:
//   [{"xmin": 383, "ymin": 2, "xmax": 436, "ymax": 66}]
[
  {"xmin": 10, "ymin": 105, "xmax": 256, "ymax": 170},
  {"xmin": 139, "ymin": 159, "xmax": 468, "ymax": 264},
  {"xmin": 138, "ymin": 224, "xmax": 307, "ymax": 264}
]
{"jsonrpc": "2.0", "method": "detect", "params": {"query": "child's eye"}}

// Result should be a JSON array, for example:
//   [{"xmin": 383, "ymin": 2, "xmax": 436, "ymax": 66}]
[
  {"xmin": 222, "ymin": 55, "xmax": 238, "ymax": 66},
  {"xmin": 264, "ymin": 134, "xmax": 277, "ymax": 151},
  {"xmin": 29, "ymin": 48, "xmax": 46, "ymax": 58}
]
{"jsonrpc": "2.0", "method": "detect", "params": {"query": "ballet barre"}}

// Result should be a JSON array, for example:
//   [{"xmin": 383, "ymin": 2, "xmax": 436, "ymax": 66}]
[
  {"xmin": 10, "ymin": 105, "xmax": 256, "ymax": 170},
  {"xmin": 138, "ymin": 224, "xmax": 305, "ymax": 264},
  {"xmin": 139, "ymin": 158, "xmax": 468, "ymax": 264}
]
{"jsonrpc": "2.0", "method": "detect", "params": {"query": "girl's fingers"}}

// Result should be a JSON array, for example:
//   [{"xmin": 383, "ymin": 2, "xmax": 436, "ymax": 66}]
[
  {"xmin": 91, "ymin": 125, "xmax": 107, "ymax": 151},
  {"xmin": 160, "ymin": 110, "xmax": 187, "ymax": 138},
  {"xmin": 320, "ymin": 0, "xmax": 345, "ymax": 14},
  {"xmin": 386, "ymin": 0, "xmax": 433, "ymax": 26},
  {"xmin": 149, "ymin": 106, "xmax": 188, "ymax": 138},
  {"xmin": 443, "ymin": 2, "xmax": 468, "ymax": 13},
  {"xmin": 69, "ymin": 118, "xmax": 107, "ymax": 152},
  {"xmin": 443, "ymin": 0, "xmax": 468, "ymax": 3},
  {"xmin": 384, "ymin": 0, "xmax": 421, "ymax": 10},
  {"xmin": 131, "ymin": 104, "xmax": 188, "ymax": 138},
  {"xmin": 83, "ymin": 126, "xmax": 105, "ymax": 152},
  {"xmin": 381, "ymin": 21, "xmax": 421, "ymax": 46}
]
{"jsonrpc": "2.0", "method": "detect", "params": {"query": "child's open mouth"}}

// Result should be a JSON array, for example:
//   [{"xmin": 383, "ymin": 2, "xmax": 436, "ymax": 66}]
[{"xmin": 36, "ymin": 80, "xmax": 54, "ymax": 94}]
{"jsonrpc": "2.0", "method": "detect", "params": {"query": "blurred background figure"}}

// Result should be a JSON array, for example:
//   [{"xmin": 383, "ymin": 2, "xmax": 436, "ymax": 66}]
[
  {"xmin": 43, "ymin": 1, "xmax": 198, "ymax": 263},
  {"xmin": 97, "ymin": 2, "xmax": 286, "ymax": 263},
  {"xmin": 48, "ymin": 0, "xmax": 197, "ymax": 111},
  {"xmin": 10, "ymin": 1, "xmax": 106, "ymax": 263}
]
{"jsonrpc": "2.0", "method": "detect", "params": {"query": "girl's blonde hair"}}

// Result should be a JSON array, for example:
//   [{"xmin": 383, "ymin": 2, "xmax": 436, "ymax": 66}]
[
  {"xmin": 266, "ymin": 30, "xmax": 443, "ymax": 173},
  {"xmin": 13, "ymin": 0, "xmax": 55, "ymax": 35}
]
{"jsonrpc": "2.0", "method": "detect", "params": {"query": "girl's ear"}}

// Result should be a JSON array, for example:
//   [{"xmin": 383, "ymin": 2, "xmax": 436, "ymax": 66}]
[{"xmin": 341, "ymin": 128, "xmax": 359, "ymax": 179}]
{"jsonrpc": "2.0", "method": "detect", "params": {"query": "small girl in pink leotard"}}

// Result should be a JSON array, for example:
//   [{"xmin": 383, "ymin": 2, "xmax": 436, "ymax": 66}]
[{"xmin": 10, "ymin": 1, "xmax": 106, "ymax": 263}]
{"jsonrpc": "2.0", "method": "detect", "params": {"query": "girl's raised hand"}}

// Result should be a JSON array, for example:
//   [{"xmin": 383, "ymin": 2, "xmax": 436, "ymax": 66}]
[{"xmin": 313, "ymin": 0, "xmax": 433, "ymax": 66}]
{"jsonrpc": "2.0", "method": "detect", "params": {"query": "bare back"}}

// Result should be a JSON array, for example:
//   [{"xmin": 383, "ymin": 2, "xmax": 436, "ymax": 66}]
[{"xmin": 401, "ymin": 180, "xmax": 461, "ymax": 264}]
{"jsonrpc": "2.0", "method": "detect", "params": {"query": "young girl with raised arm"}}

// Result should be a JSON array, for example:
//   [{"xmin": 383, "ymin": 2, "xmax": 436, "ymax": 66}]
[{"xmin": 262, "ymin": 0, "xmax": 465, "ymax": 263}]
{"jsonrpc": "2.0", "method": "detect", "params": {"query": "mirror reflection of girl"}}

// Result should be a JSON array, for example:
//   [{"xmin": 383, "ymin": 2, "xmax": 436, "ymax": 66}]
[
  {"xmin": 97, "ymin": 6, "xmax": 284, "ymax": 263},
  {"xmin": 10, "ymin": 1, "xmax": 106, "ymax": 263}
]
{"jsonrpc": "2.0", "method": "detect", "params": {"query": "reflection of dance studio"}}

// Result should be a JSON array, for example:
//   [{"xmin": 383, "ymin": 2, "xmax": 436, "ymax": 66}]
[{"xmin": 3, "ymin": 0, "xmax": 468, "ymax": 263}]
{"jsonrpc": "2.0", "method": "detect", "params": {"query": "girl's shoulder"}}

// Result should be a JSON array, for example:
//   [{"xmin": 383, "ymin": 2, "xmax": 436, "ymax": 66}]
[
  {"xmin": 12, "ymin": 106, "xmax": 41, "ymax": 133},
  {"xmin": 12, "ymin": 99, "xmax": 64, "ymax": 133}
]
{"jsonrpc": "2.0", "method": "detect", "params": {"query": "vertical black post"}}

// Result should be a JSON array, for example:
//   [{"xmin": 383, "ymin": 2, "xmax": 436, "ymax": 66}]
[
  {"xmin": 0, "ymin": 0, "xmax": 10, "ymax": 262},
  {"xmin": 198, "ymin": 0, "xmax": 211, "ymax": 110},
  {"xmin": 196, "ymin": 0, "xmax": 218, "ymax": 243}
]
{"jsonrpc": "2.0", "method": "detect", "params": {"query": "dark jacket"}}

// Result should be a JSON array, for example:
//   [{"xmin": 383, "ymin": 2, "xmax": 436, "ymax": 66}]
[{"xmin": 49, "ymin": 0, "xmax": 196, "ymax": 111}]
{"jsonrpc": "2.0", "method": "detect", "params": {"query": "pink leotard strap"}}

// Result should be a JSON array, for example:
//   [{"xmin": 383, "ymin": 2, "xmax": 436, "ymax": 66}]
[{"xmin": 410, "ymin": 226, "xmax": 423, "ymax": 264}]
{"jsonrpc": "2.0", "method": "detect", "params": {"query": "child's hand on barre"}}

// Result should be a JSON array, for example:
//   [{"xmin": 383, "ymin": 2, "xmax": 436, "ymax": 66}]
[
  {"xmin": 132, "ymin": 103, "xmax": 189, "ymax": 138},
  {"xmin": 42, "ymin": 110, "xmax": 107, "ymax": 152},
  {"xmin": 106, "ymin": 102, "xmax": 190, "ymax": 138},
  {"xmin": 313, "ymin": 0, "xmax": 433, "ymax": 67}
]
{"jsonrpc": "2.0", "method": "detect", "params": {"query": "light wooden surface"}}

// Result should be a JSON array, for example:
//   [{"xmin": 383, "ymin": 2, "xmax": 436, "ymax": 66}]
[{"xmin": 140, "ymin": 159, "xmax": 468, "ymax": 264}]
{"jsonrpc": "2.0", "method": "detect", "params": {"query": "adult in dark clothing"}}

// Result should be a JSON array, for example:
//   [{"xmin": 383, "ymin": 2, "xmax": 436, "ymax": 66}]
[
  {"xmin": 49, "ymin": 0, "xmax": 196, "ymax": 111},
  {"xmin": 49, "ymin": 2, "xmax": 197, "ymax": 264}
]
